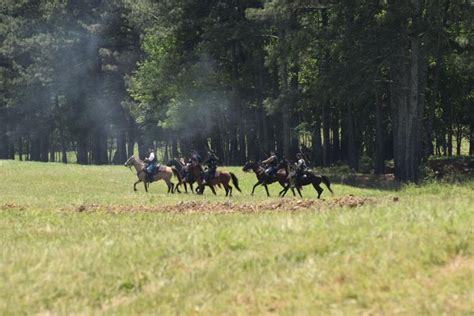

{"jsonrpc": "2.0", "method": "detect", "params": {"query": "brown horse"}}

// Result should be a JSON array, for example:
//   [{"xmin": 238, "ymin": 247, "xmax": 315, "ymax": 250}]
[
  {"xmin": 124, "ymin": 156, "xmax": 182, "ymax": 193},
  {"xmin": 187, "ymin": 163, "xmax": 241, "ymax": 196},
  {"xmin": 242, "ymin": 161, "xmax": 294, "ymax": 197}
]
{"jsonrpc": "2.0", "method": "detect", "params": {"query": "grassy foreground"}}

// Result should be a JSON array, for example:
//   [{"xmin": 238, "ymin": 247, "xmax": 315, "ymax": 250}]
[{"xmin": 0, "ymin": 160, "xmax": 473, "ymax": 314}]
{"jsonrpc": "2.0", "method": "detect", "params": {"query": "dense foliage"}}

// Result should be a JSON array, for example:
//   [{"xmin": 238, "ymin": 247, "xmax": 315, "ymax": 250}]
[{"xmin": 0, "ymin": 0, "xmax": 472, "ymax": 181}]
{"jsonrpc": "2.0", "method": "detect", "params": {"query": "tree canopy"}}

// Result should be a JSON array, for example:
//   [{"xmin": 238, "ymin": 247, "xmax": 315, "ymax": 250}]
[{"xmin": 0, "ymin": 0, "xmax": 472, "ymax": 182}]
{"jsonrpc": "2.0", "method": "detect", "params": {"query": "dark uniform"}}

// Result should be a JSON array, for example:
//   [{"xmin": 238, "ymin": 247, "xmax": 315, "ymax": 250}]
[
  {"xmin": 203, "ymin": 151, "xmax": 219, "ymax": 183},
  {"xmin": 295, "ymin": 153, "xmax": 308, "ymax": 186},
  {"xmin": 190, "ymin": 150, "xmax": 202, "ymax": 166},
  {"xmin": 262, "ymin": 151, "xmax": 279, "ymax": 178},
  {"xmin": 186, "ymin": 150, "xmax": 202, "ymax": 182}
]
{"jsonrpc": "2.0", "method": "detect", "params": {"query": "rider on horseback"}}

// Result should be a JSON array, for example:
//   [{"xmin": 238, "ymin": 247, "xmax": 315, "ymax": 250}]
[
  {"xmin": 262, "ymin": 150, "xmax": 279, "ymax": 178},
  {"xmin": 203, "ymin": 150, "xmax": 219, "ymax": 184},
  {"xmin": 189, "ymin": 150, "xmax": 202, "ymax": 166},
  {"xmin": 295, "ymin": 152, "xmax": 309, "ymax": 187},
  {"xmin": 144, "ymin": 147, "xmax": 158, "ymax": 182}
]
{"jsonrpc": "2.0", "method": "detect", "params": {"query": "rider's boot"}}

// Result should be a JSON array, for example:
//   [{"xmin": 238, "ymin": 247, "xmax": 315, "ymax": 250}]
[{"xmin": 146, "ymin": 171, "xmax": 153, "ymax": 182}]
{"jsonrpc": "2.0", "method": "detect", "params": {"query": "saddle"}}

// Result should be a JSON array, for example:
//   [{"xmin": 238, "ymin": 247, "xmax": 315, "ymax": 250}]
[{"xmin": 148, "ymin": 163, "xmax": 166, "ymax": 175}]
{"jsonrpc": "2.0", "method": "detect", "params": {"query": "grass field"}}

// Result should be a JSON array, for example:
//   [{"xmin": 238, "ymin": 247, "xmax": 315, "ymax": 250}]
[{"xmin": 0, "ymin": 160, "xmax": 473, "ymax": 314}]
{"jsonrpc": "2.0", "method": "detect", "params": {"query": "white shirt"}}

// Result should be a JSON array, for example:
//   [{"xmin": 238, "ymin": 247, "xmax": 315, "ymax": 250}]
[{"xmin": 148, "ymin": 152, "xmax": 155, "ymax": 161}]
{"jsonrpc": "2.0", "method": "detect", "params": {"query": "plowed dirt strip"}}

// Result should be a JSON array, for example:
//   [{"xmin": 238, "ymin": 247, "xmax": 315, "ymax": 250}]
[{"xmin": 51, "ymin": 195, "xmax": 391, "ymax": 214}]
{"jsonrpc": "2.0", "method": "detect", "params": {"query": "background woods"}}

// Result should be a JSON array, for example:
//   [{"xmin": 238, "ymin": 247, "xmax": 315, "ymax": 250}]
[{"xmin": 0, "ymin": 0, "xmax": 472, "ymax": 182}]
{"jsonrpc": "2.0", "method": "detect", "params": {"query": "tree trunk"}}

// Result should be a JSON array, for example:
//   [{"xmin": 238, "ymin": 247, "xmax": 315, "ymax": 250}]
[
  {"xmin": 0, "ymin": 110, "xmax": 9, "ymax": 159},
  {"xmin": 470, "ymin": 122, "xmax": 474, "ymax": 156},
  {"xmin": 425, "ymin": 0, "xmax": 450, "ymax": 159},
  {"xmin": 76, "ymin": 138, "xmax": 89, "ymax": 165},
  {"xmin": 375, "ymin": 91, "xmax": 385, "ymax": 174},
  {"xmin": 238, "ymin": 119, "xmax": 246, "ymax": 163},
  {"xmin": 40, "ymin": 131, "xmax": 50, "ymax": 162},
  {"xmin": 30, "ymin": 134, "xmax": 41, "ymax": 161},
  {"xmin": 322, "ymin": 101, "xmax": 331, "ymax": 166},
  {"xmin": 455, "ymin": 125, "xmax": 462, "ymax": 156},
  {"xmin": 8, "ymin": 142, "xmax": 14, "ymax": 160},
  {"xmin": 259, "ymin": 106, "xmax": 269, "ymax": 156},
  {"xmin": 312, "ymin": 114, "xmax": 323, "ymax": 167},
  {"xmin": 278, "ymin": 59, "xmax": 291, "ymax": 158},
  {"xmin": 18, "ymin": 137, "xmax": 23, "ymax": 161},
  {"xmin": 92, "ymin": 126, "xmax": 108, "ymax": 165},
  {"xmin": 346, "ymin": 103, "xmax": 358, "ymax": 171},
  {"xmin": 50, "ymin": 143, "xmax": 55, "ymax": 162},
  {"xmin": 171, "ymin": 137, "xmax": 178, "ymax": 158},
  {"xmin": 113, "ymin": 129, "xmax": 127, "ymax": 164},
  {"xmin": 388, "ymin": 0, "xmax": 426, "ymax": 182},
  {"xmin": 332, "ymin": 109, "xmax": 340, "ymax": 163}
]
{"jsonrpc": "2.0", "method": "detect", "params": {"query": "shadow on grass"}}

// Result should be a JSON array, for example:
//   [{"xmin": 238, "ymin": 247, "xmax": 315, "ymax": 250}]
[{"xmin": 330, "ymin": 174, "xmax": 401, "ymax": 191}]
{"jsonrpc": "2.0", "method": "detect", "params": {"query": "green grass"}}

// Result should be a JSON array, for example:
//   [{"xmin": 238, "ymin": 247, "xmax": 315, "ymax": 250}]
[{"xmin": 0, "ymin": 160, "xmax": 473, "ymax": 314}]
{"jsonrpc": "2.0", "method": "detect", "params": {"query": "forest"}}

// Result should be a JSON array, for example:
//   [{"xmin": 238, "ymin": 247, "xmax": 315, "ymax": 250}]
[{"xmin": 0, "ymin": 0, "xmax": 472, "ymax": 182}]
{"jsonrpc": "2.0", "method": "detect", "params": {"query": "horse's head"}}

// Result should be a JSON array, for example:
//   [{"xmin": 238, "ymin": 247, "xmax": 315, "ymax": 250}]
[
  {"xmin": 242, "ymin": 160, "xmax": 256, "ymax": 172},
  {"xmin": 277, "ymin": 159, "xmax": 289, "ymax": 169},
  {"xmin": 167, "ymin": 158, "xmax": 183, "ymax": 170},
  {"xmin": 124, "ymin": 156, "xmax": 135, "ymax": 167}
]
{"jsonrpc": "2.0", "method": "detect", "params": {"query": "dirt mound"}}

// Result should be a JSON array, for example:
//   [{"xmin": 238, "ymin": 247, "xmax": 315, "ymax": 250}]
[
  {"xmin": 0, "ymin": 203, "xmax": 25, "ymax": 211},
  {"xmin": 70, "ymin": 195, "xmax": 384, "ymax": 214}
]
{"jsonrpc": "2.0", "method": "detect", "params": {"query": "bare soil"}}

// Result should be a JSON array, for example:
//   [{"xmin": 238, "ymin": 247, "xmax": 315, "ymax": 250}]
[{"xmin": 66, "ymin": 195, "xmax": 390, "ymax": 214}]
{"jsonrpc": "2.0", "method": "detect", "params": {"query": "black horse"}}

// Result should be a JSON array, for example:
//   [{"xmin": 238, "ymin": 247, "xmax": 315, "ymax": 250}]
[
  {"xmin": 281, "ymin": 165, "xmax": 333, "ymax": 199},
  {"xmin": 167, "ymin": 158, "xmax": 196, "ymax": 193},
  {"xmin": 242, "ymin": 160, "xmax": 295, "ymax": 197}
]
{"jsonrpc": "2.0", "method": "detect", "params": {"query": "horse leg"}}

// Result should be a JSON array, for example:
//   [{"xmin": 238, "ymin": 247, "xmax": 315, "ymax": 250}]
[
  {"xmin": 210, "ymin": 185, "xmax": 217, "ymax": 195},
  {"xmin": 184, "ymin": 182, "xmax": 188, "ymax": 194},
  {"xmin": 133, "ymin": 180, "xmax": 141, "ymax": 192},
  {"xmin": 278, "ymin": 186, "xmax": 286, "ymax": 197},
  {"xmin": 297, "ymin": 187, "xmax": 302, "ymax": 198},
  {"xmin": 225, "ymin": 183, "xmax": 232, "ymax": 197},
  {"xmin": 251, "ymin": 181, "xmax": 261, "ymax": 195},
  {"xmin": 169, "ymin": 181, "xmax": 174, "ymax": 194},
  {"xmin": 264, "ymin": 184, "xmax": 270, "ymax": 197},
  {"xmin": 144, "ymin": 181, "xmax": 148, "ymax": 193},
  {"xmin": 313, "ymin": 183, "xmax": 323, "ymax": 199}
]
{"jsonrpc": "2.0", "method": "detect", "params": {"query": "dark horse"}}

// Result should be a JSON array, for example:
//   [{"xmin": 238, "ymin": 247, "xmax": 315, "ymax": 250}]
[
  {"xmin": 242, "ymin": 160, "xmax": 294, "ymax": 197},
  {"xmin": 281, "ymin": 168, "xmax": 333, "ymax": 199},
  {"xmin": 189, "ymin": 163, "xmax": 241, "ymax": 196},
  {"xmin": 167, "ymin": 158, "xmax": 196, "ymax": 193}
]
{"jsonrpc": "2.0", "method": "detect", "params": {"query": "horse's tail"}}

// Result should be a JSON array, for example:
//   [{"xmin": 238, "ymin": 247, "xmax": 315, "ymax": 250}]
[
  {"xmin": 321, "ymin": 175, "xmax": 333, "ymax": 195},
  {"xmin": 172, "ymin": 167, "xmax": 183, "ymax": 184},
  {"xmin": 230, "ymin": 172, "xmax": 242, "ymax": 192}
]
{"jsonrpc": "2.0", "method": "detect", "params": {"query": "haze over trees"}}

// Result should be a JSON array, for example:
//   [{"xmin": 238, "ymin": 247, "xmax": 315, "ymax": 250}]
[{"xmin": 0, "ymin": 0, "xmax": 472, "ymax": 182}]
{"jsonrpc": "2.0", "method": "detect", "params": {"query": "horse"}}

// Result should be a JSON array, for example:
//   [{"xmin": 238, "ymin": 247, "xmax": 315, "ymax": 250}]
[
  {"xmin": 124, "ymin": 156, "xmax": 182, "ymax": 193},
  {"xmin": 185, "ymin": 163, "xmax": 241, "ymax": 196},
  {"xmin": 167, "ymin": 158, "xmax": 197, "ymax": 194},
  {"xmin": 281, "ymin": 168, "xmax": 333, "ymax": 199},
  {"xmin": 242, "ymin": 160, "xmax": 294, "ymax": 197}
]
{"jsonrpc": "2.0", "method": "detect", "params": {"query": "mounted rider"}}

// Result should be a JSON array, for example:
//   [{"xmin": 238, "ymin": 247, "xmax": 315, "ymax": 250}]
[
  {"xmin": 144, "ymin": 147, "xmax": 158, "ymax": 181},
  {"xmin": 189, "ymin": 150, "xmax": 202, "ymax": 166},
  {"xmin": 186, "ymin": 150, "xmax": 202, "ymax": 182},
  {"xmin": 203, "ymin": 150, "xmax": 219, "ymax": 184},
  {"xmin": 262, "ymin": 150, "xmax": 279, "ymax": 178},
  {"xmin": 294, "ymin": 152, "xmax": 309, "ymax": 186}
]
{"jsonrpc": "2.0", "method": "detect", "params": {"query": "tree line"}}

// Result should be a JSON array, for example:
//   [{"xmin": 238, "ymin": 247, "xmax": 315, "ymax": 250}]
[{"xmin": 0, "ymin": 0, "xmax": 472, "ymax": 182}]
